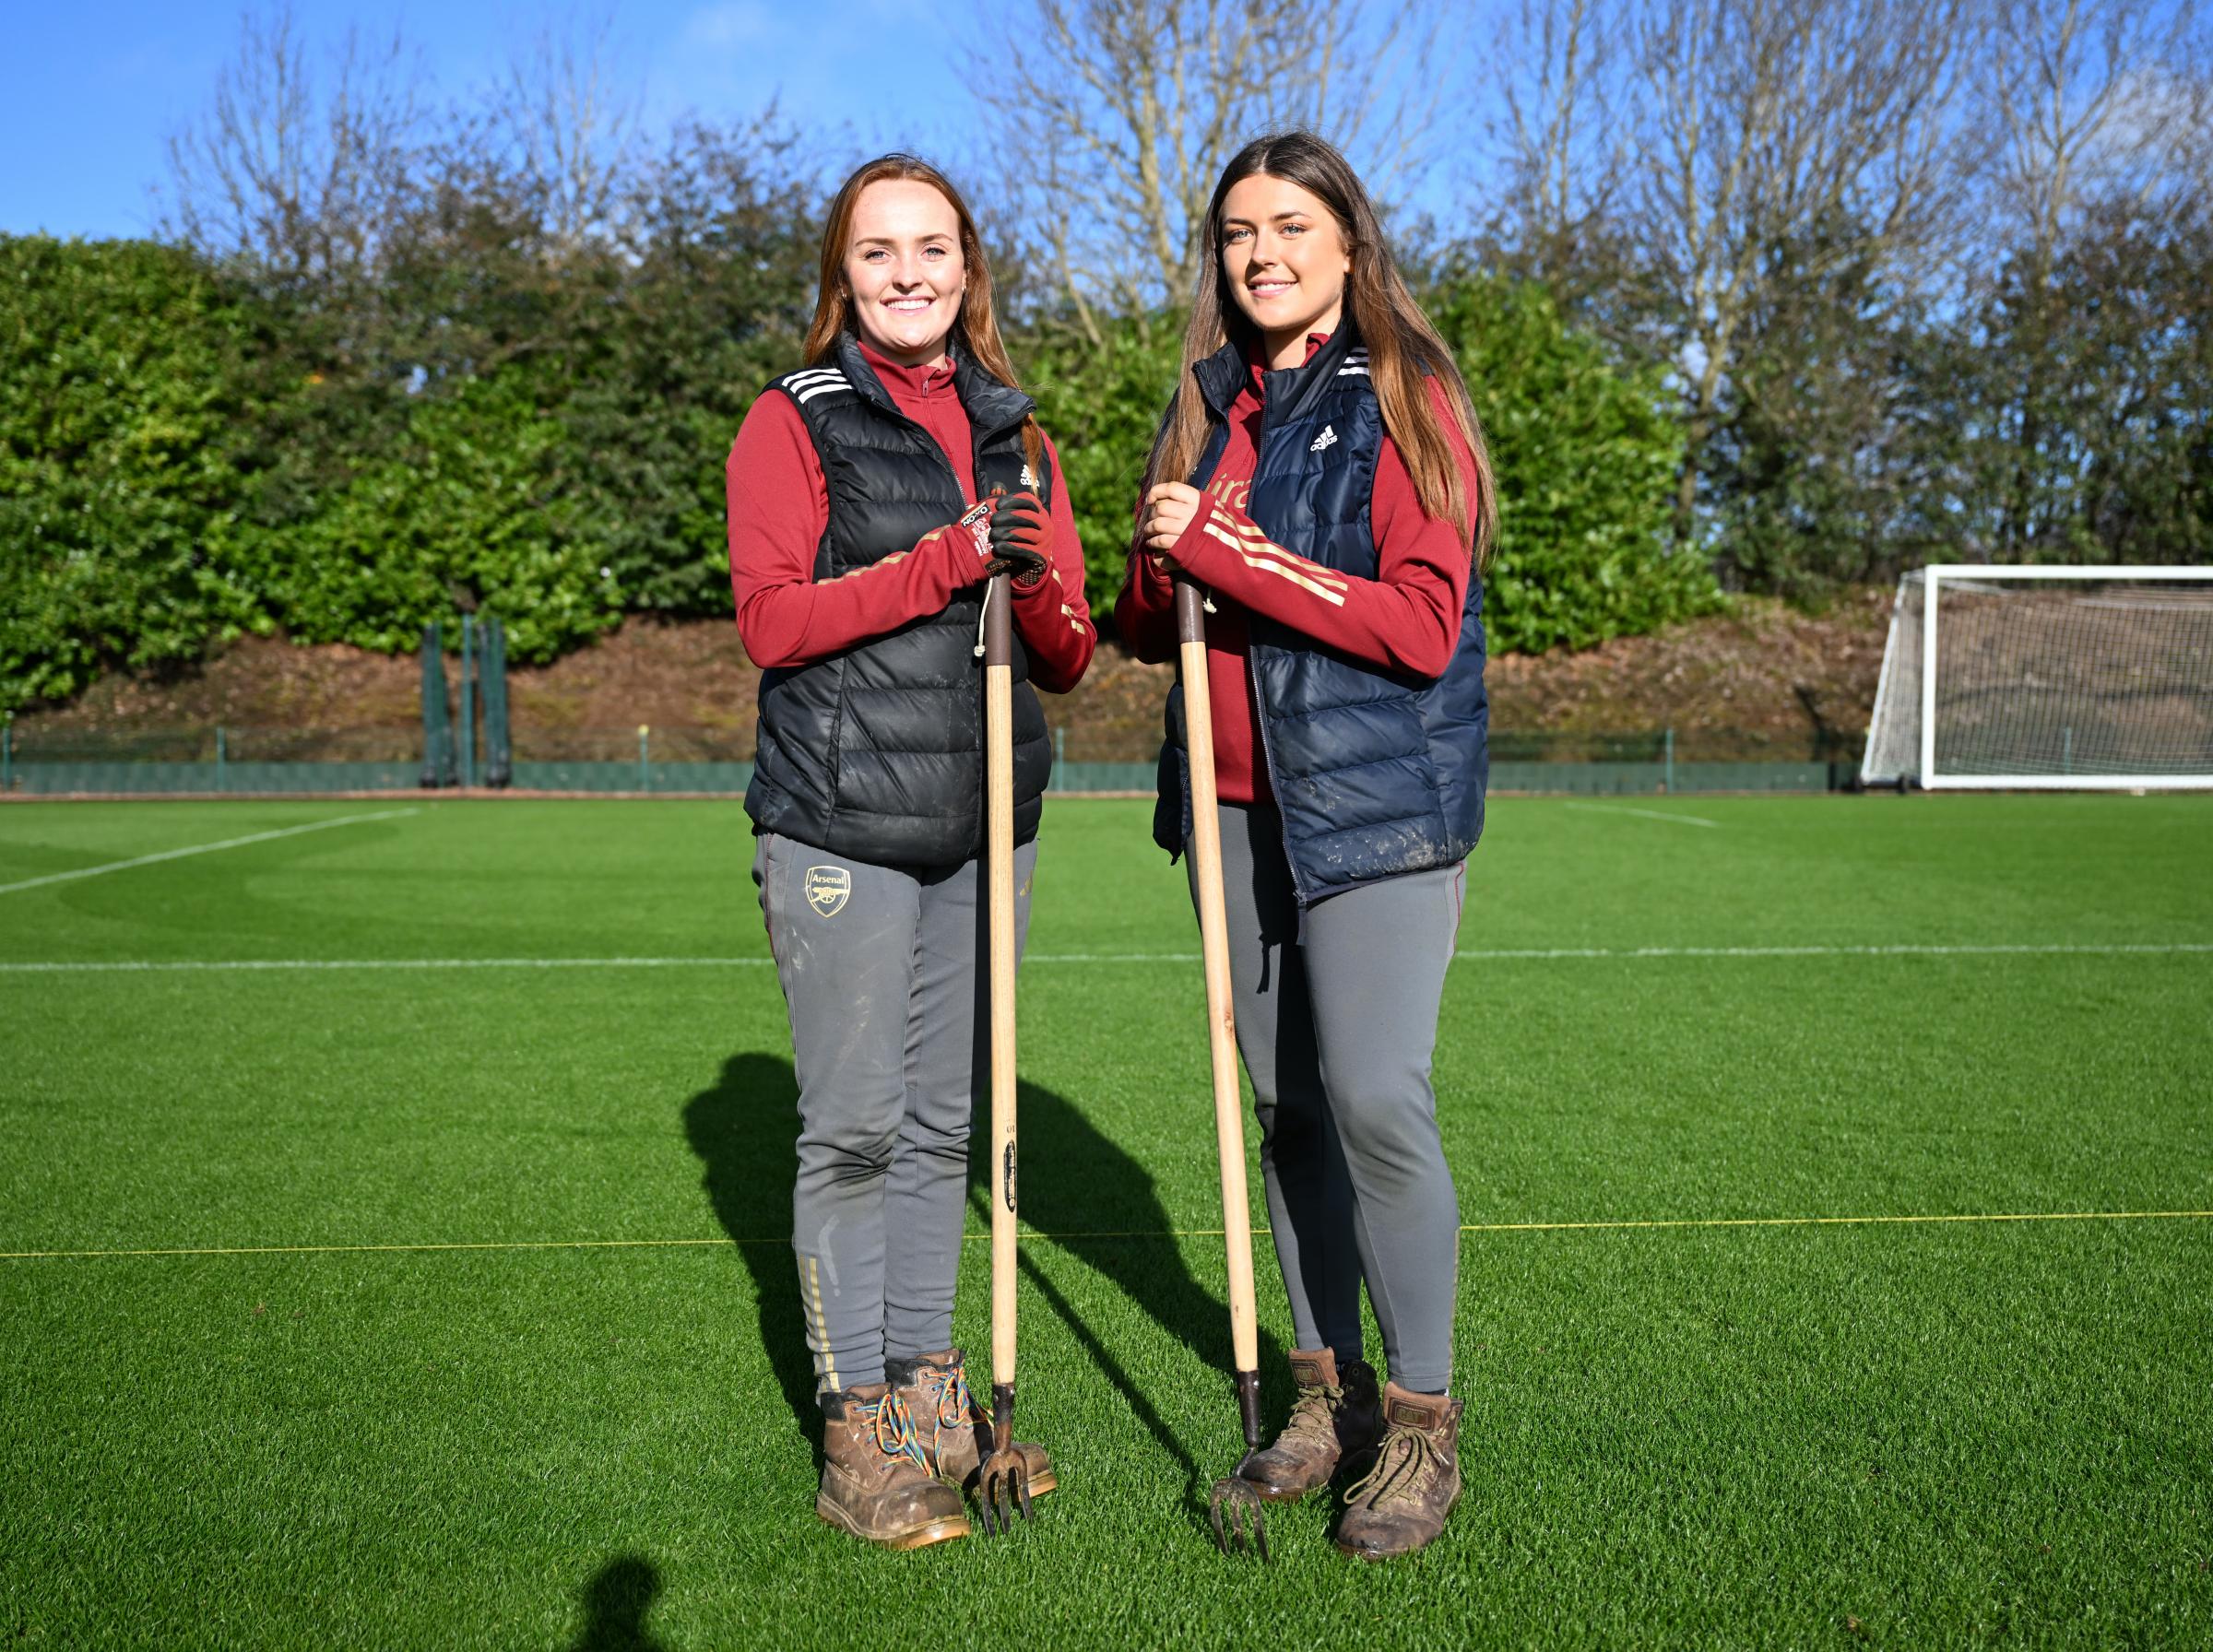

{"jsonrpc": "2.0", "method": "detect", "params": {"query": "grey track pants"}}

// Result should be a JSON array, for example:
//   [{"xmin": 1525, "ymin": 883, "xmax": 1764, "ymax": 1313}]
[
  {"xmin": 753, "ymin": 830, "xmax": 1035, "ymax": 1395},
  {"xmin": 1199, "ymin": 802, "xmax": 1464, "ymax": 1396}
]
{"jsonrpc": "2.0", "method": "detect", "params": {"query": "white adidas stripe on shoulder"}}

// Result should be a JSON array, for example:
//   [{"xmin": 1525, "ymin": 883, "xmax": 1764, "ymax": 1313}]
[{"xmin": 781, "ymin": 368, "xmax": 851, "ymax": 405}]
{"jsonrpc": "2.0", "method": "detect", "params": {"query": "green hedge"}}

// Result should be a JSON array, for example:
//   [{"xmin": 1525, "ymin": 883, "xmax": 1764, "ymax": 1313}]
[
  {"xmin": 0, "ymin": 239, "xmax": 264, "ymax": 707},
  {"xmin": 1435, "ymin": 277, "xmax": 1723, "ymax": 654},
  {"xmin": 232, "ymin": 368, "xmax": 621, "ymax": 663},
  {"xmin": 3, "ymin": 235, "xmax": 1717, "ymax": 714}
]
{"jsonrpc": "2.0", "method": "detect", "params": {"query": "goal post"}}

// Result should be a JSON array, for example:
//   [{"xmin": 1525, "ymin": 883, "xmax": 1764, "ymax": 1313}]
[{"xmin": 1860, "ymin": 566, "xmax": 2213, "ymax": 791}]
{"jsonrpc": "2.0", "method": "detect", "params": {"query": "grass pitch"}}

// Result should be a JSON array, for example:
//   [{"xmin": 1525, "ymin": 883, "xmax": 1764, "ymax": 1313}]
[{"xmin": 1, "ymin": 795, "xmax": 2208, "ymax": 1647}]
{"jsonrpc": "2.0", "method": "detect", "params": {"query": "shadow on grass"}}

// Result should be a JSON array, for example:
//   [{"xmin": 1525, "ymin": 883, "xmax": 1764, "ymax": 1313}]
[
  {"xmin": 567, "ymin": 1555, "xmax": 667, "ymax": 1652},
  {"xmin": 681, "ymin": 1048, "xmax": 1280, "ymax": 1540},
  {"xmin": 681, "ymin": 1053, "xmax": 822, "ymax": 1457},
  {"xmin": 973, "ymin": 1077, "xmax": 1286, "ymax": 1536}
]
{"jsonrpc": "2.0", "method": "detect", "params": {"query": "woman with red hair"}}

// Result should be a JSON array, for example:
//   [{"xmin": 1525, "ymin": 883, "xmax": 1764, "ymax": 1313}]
[{"xmin": 728, "ymin": 154, "xmax": 1093, "ymax": 1549}]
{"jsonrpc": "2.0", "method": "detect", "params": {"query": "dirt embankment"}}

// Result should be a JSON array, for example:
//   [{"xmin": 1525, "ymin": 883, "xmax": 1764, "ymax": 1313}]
[{"xmin": 14, "ymin": 588, "xmax": 1893, "ymax": 761}]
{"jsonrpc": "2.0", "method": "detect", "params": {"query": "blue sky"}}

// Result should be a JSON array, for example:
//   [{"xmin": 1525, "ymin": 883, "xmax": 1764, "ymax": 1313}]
[{"xmin": 0, "ymin": 2, "xmax": 962, "ymax": 241}]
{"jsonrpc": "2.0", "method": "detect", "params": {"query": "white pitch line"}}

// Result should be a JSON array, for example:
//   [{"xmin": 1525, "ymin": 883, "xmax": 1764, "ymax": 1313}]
[
  {"xmin": 0, "ymin": 808, "xmax": 420, "ymax": 896},
  {"xmin": 2, "ymin": 941, "xmax": 2210, "ymax": 974},
  {"xmin": 6, "ymin": 1208, "xmax": 2210, "ymax": 1261},
  {"xmin": 0, "ymin": 956, "xmax": 775, "ymax": 973},
  {"xmin": 1454, "ymin": 941, "xmax": 2213, "ymax": 961},
  {"xmin": 1565, "ymin": 802, "xmax": 1721, "ymax": 828}
]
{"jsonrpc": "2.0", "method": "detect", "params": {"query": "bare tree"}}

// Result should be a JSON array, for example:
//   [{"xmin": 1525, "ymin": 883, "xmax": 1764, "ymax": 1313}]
[
  {"xmin": 161, "ymin": 3, "xmax": 422, "ymax": 278},
  {"xmin": 1966, "ymin": 0, "xmax": 2203, "ymax": 553},
  {"xmin": 964, "ymin": 0, "xmax": 1455, "ymax": 339},
  {"xmin": 491, "ymin": 9, "xmax": 642, "ymax": 251},
  {"xmin": 1989, "ymin": 0, "xmax": 2203, "ymax": 276},
  {"xmin": 1492, "ymin": 0, "xmax": 1630, "ymax": 286},
  {"xmin": 1620, "ymin": 0, "xmax": 1980, "ymax": 533}
]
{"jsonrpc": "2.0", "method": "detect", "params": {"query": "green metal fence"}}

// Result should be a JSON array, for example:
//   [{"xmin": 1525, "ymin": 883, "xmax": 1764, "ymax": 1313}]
[{"xmin": 0, "ymin": 721, "xmax": 1859, "ymax": 797}]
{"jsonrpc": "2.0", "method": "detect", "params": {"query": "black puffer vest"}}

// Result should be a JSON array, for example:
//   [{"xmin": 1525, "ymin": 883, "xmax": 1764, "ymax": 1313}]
[
  {"xmin": 1154, "ymin": 326, "xmax": 1489, "ymax": 905},
  {"xmin": 745, "ymin": 333, "xmax": 1052, "ymax": 867}
]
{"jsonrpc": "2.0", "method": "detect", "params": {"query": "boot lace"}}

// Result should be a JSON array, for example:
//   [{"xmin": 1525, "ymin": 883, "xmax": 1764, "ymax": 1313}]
[
  {"xmin": 860, "ymin": 1389, "xmax": 931, "ymax": 1474},
  {"xmin": 1345, "ymin": 1422, "xmax": 1441, "ymax": 1510},
  {"xmin": 1281, "ymin": 1375, "xmax": 1346, "ymax": 1447},
  {"xmin": 922, "ymin": 1362, "xmax": 978, "ymax": 1464},
  {"xmin": 891, "ymin": 1360, "xmax": 978, "ymax": 1468}
]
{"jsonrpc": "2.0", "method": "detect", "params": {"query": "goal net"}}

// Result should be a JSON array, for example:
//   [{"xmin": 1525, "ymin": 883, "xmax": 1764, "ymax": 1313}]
[{"xmin": 1861, "ymin": 567, "xmax": 2213, "ymax": 789}]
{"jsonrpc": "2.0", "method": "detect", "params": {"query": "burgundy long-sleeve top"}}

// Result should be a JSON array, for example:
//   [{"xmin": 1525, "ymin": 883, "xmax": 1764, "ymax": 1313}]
[
  {"xmin": 727, "ymin": 341, "xmax": 1095, "ymax": 691},
  {"xmin": 1112, "ymin": 335, "xmax": 1482, "ymax": 802}
]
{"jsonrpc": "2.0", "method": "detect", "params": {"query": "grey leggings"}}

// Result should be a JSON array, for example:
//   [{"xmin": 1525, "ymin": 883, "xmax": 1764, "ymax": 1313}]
[
  {"xmin": 1198, "ymin": 803, "xmax": 1464, "ymax": 1396},
  {"xmin": 753, "ymin": 830, "xmax": 1035, "ymax": 1395}
]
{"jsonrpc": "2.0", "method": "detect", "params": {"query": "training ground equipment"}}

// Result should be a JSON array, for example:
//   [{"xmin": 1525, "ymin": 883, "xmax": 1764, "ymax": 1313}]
[
  {"xmin": 480, "ymin": 617, "xmax": 512, "ymax": 789},
  {"xmin": 419, "ymin": 623, "xmax": 456, "ymax": 788},
  {"xmin": 1862, "ymin": 566, "xmax": 2213, "ymax": 790},
  {"xmin": 976, "ymin": 568, "xmax": 1033, "ymax": 1537},
  {"xmin": 1175, "ymin": 577, "xmax": 1270, "ymax": 1560},
  {"xmin": 418, "ymin": 617, "xmax": 512, "ymax": 790}
]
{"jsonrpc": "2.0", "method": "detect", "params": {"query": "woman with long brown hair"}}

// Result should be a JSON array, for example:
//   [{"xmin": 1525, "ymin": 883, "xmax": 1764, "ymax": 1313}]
[
  {"xmin": 1116, "ymin": 131, "xmax": 1493, "ymax": 1561},
  {"xmin": 728, "ymin": 153, "xmax": 1093, "ymax": 1549}
]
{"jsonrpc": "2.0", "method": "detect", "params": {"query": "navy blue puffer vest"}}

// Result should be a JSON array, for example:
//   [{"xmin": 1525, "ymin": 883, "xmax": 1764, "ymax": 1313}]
[
  {"xmin": 1154, "ymin": 327, "xmax": 1488, "ymax": 905},
  {"xmin": 745, "ymin": 333, "xmax": 1052, "ymax": 867}
]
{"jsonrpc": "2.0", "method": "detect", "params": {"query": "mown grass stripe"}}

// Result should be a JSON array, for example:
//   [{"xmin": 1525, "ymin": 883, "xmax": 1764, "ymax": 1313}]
[
  {"xmin": 1564, "ymin": 802, "xmax": 1722, "ymax": 827},
  {"xmin": 7, "ymin": 1208, "xmax": 2207, "ymax": 1261},
  {"xmin": 0, "ymin": 808, "xmax": 419, "ymax": 895}
]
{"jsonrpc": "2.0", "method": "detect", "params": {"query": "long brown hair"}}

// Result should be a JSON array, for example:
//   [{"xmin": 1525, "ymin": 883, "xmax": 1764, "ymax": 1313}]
[
  {"xmin": 1146, "ymin": 132, "xmax": 1496, "ymax": 562},
  {"xmin": 805, "ymin": 154, "xmax": 1043, "ymax": 481}
]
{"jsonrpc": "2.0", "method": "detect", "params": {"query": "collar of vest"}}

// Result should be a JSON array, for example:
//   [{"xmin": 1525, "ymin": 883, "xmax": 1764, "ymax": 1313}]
[
  {"xmin": 1190, "ymin": 324, "xmax": 1365, "ymax": 431},
  {"xmin": 832, "ymin": 330, "xmax": 1036, "ymax": 440}
]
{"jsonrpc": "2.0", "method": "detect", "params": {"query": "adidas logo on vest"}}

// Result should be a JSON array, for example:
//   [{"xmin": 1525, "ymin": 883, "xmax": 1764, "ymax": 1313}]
[
  {"xmin": 781, "ymin": 366, "xmax": 851, "ymax": 406},
  {"xmin": 1309, "ymin": 425, "xmax": 1338, "ymax": 453}
]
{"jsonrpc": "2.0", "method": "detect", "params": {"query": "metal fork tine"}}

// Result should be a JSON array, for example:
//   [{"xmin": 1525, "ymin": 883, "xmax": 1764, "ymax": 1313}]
[
  {"xmin": 979, "ymin": 1454, "xmax": 1024, "ymax": 1537},
  {"xmin": 1208, "ymin": 1474, "xmax": 1269, "ymax": 1558}
]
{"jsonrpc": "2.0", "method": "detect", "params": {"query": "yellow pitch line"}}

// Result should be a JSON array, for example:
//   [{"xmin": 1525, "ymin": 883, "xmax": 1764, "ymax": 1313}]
[
  {"xmin": 1454, "ymin": 1210, "xmax": 2213, "ymax": 1233},
  {"xmin": 0, "ymin": 1237, "xmax": 737, "ymax": 1260},
  {"xmin": 4, "ymin": 1210, "xmax": 2208, "ymax": 1262},
  {"xmin": 1003, "ymin": 1210, "xmax": 2213, "ymax": 1240}
]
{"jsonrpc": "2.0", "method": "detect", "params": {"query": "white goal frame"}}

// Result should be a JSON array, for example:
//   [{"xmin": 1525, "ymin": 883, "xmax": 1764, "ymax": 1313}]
[{"xmin": 1908, "ymin": 565, "xmax": 2213, "ymax": 791}]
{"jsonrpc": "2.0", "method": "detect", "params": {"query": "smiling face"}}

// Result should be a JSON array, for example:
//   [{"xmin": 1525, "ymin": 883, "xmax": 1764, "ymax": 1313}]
[
  {"xmin": 1219, "ymin": 173, "xmax": 1353, "ymax": 366},
  {"xmin": 841, "ymin": 178, "xmax": 966, "ymax": 367}
]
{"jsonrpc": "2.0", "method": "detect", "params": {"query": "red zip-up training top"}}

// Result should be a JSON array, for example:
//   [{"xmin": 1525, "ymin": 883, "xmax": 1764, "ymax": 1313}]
[
  {"xmin": 727, "ymin": 340, "xmax": 1095, "ymax": 691},
  {"xmin": 1112, "ymin": 335, "xmax": 1481, "ymax": 802}
]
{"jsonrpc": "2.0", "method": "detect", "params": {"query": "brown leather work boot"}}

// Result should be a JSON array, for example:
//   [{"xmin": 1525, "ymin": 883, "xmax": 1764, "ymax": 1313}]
[
  {"xmin": 815, "ymin": 1383, "xmax": 970, "ymax": 1550},
  {"xmin": 886, "ymin": 1349, "xmax": 1057, "ymax": 1499},
  {"xmin": 1237, "ymin": 1348, "xmax": 1382, "ymax": 1503},
  {"xmin": 1334, "ymin": 1382, "xmax": 1464, "ymax": 1560}
]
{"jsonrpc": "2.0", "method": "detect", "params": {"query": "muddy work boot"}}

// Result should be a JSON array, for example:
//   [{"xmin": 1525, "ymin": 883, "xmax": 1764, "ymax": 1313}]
[
  {"xmin": 886, "ymin": 1349, "xmax": 1057, "ymax": 1499},
  {"xmin": 815, "ymin": 1383, "xmax": 970, "ymax": 1550},
  {"xmin": 1237, "ymin": 1348, "xmax": 1381, "ymax": 1503},
  {"xmin": 1334, "ymin": 1382, "xmax": 1464, "ymax": 1560}
]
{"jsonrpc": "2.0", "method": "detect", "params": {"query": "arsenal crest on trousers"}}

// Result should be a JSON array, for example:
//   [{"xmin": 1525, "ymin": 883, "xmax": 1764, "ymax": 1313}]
[{"xmin": 805, "ymin": 866, "xmax": 851, "ymax": 916}]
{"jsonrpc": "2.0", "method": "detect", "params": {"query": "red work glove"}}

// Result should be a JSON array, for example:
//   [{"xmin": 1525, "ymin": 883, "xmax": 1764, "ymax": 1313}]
[
  {"xmin": 941, "ymin": 499, "xmax": 1007, "ymax": 583},
  {"xmin": 984, "ymin": 490, "xmax": 1052, "ymax": 589}
]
